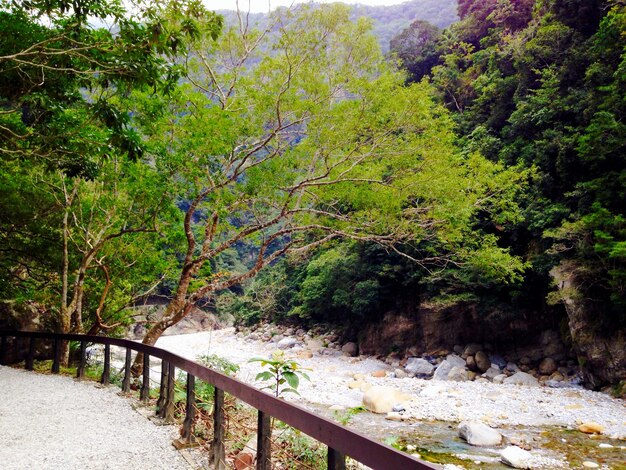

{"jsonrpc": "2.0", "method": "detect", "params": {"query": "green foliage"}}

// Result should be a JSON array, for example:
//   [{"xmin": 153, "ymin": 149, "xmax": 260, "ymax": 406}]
[
  {"xmin": 197, "ymin": 353, "xmax": 240, "ymax": 377},
  {"xmin": 249, "ymin": 351, "xmax": 310, "ymax": 398},
  {"xmin": 389, "ymin": 0, "xmax": 626, "ymax": 323},
  {"xmin": 333, "ymin": 405, "xmax": 366, "ymax": 425}
]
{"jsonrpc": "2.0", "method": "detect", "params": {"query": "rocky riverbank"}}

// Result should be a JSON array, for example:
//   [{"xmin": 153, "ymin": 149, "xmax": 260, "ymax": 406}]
[{"xmin": 150, "ymin": 326, "xmax": 626, "ymax": 469}]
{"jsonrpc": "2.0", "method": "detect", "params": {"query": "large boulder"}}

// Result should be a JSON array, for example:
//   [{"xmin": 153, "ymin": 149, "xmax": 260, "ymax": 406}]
[
  {"xmin": 458, "ymin": 421, "xmax": 503, "ymax": 447},
  {"xmin": 503, "ymin": 372, "xmax": 539, "ymax": 387},
  {"xmin": 362, "ymin": 386, "xmax": 412, "ymax": 414},
  {"xmin": 405, "ymin": 357, "xmax": 434, "ymax": 377},
  {"xmin": 433, "ymin": 355, "xmax": 466, "ymax": 380}
]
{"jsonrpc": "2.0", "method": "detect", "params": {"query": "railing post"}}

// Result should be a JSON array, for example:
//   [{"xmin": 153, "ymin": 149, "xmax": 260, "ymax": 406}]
[
  {"xmin": 0, "ymin": 333, "xmax": 6, "ymax": 365},
  {"xmin": 328, "ymin": 447, "xmax": 346, "ymax": 470},
  {"xmin": 163, "ymin": 363, "xmax": 175, "ymax": 422},
  {"xmin": 26, "ymin": 336, "xmax": 35, "ymax": 371},
  {"xmin": 257, "ymin": 410, "xmax": 271, "ymax": 470},
  {"xmin": 121, "ymin": 347, "xmax": 132, "ymax": 393},
  {"xmin": 211, "ymin": 387, "xmax": 225, "ymax": 469},
  {"xmin": 51, "ymin": 338, "xmax": 61, "ymax": 373},
  {"xmin": 156, "ymin": 360, "xmax": 169, "ymax": 417},
  {"xmin": 180, "ymin": 373, "xmax": 196, "ymax": 444},
  {"xmin": 77, "ymin": 341, "xmax": 87, "ymax": 379},
  {"xmin": 100, "ymin": 343, "xmax": 110, "ymax": 385},
  {"xmin": 140, "ymin": 353, "xmax": 150, "ymax": 402}
]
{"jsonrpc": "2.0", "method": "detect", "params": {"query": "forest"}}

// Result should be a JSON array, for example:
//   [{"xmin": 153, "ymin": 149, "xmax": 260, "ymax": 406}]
[{"xmin": 0, "ymin": 0, "xmax": 624, "ymax": 388}]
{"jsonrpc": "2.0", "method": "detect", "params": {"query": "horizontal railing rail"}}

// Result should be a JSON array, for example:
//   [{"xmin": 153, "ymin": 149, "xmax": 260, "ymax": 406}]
[{"xmin": 0, "ymin": 330, "xmax": 438, "ymax": 470}]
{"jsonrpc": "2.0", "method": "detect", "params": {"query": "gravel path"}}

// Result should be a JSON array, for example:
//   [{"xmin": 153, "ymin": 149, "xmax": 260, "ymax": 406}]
[{"xmin": 0, "ymin": 366, "xmax": 190, "ymax": 470}]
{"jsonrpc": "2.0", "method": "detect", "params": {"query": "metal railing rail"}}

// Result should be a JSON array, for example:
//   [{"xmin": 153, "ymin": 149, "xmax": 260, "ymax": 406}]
[{"xmin": 0, "ymin": 330, "xmax": 438, "ymax": 470}]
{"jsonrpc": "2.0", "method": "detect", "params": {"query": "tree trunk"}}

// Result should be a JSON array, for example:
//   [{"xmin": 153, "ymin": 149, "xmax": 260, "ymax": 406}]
[{"xmin": 131, "ymin": 301, "xmax": 193, "ymax": 375}]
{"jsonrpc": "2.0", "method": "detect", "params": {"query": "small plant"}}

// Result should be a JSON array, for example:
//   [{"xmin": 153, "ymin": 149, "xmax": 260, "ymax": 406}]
[
  {"xmin": 197, "ymin": 353, "xmax": 240, "ymax": 376},
  {"xmin": 249, "ymin": 350, "xmax": 310, "ymax": 398},
  {"xmin": 334, "ymin": 405, "xmax": 366, "ymax": 425}
]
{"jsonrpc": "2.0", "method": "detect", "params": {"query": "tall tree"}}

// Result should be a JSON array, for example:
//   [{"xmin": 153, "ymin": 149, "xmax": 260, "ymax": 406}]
[{"xmin": 130, "ymin": 4, "xmax": 526, "ymax": 363}]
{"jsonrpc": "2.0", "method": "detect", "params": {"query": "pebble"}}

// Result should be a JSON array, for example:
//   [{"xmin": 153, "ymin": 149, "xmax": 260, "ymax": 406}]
[{"xmin": 582, "ymin": 462, "xmax": 599, "ymax": 468}]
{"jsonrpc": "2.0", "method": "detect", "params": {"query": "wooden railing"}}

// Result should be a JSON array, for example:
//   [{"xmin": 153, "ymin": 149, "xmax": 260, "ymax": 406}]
[{"xmin": 0, "ymin": 330, "xmax": 438, "ymax": 470}]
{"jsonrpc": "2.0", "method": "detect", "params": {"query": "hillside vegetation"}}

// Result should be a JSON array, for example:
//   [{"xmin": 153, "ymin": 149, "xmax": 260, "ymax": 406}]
[{"xmin": 0, "ymin": 0, "xmax": 624, "ymax": 387}]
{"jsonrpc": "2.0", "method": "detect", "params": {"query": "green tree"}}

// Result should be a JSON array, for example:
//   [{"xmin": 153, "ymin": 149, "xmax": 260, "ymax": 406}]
[{"xmin": 130, "ymin": 4, "xmax": 526, "ymax": 363}]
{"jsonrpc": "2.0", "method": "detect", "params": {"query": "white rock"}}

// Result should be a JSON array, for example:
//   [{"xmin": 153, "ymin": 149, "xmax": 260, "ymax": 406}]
[
  {"xmin": 503, "ymin": 371, "xmax": 539, "ymax": 387},
  {"xmin": 433, "ymin": 355, "xmax": 466, "ymax": 380},
  {"xmin": 458, "ymin": 421, "xmax": 503, "ymax": 447},
  {"xmin": 419, "ymin": 384, "xmax": 447, "ymax": 398},
  {"xmin": 405, "ymin": 357, "xmax": 435, "ymax": 376},
  {"xmin": 362, "ymin": 386, "xmax": 412, "ymax": 414},
  {"xmin": 493, "ymin": 374, "xmax": 507, "ymax": 384},
  {"xmin": 483, "ymin": 366, "xmax": 501, "ymax": 380},
  {"xmin": 500, "ymin": 446, "xmax": 532, "ymax": 469},
  {"xmin": 277, "ymin": 337, "xmax": 299, "ymax": 349},
  {"xmin": 598, "ymin": 443, "xmax": 613, "ymax": 449},
  {"xmin": 582, "ymin": 462, "xmax": 599, "ymax": 468},
  {"xmin": 329, "ymin": 405, "xmax": 345, "ymax": 411},
  {"xmin": 448, "ymin": 366, "xmax": 469, "ymax": 382},
  {"xmin": 385, "ymin": 412, "xmax": 403, "ymax": 421}
]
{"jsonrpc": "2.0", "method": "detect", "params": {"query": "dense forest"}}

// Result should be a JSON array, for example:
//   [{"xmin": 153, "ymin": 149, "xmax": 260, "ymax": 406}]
[{"xmin": 0, "ymin": 0, "xmax": 624, "ymax": 387}]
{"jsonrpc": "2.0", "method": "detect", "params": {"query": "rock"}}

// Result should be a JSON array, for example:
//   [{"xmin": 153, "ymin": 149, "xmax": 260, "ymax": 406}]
[
  {"xmin": 549, "ymin": 371, "xmax": 565, "ymax": 381},
  {"xmin": 538, "ymin": 357, "xmax": 557, "ymax": 375},
  {"xmin": 385, "ymin": 412, "xmax": 403, "ymax": 421},
  {"xmin": 466, "ymin": 355, "xmax": 477, "ymax": 371},
  {"xmin": 467, "ymin": 371, "xmax": 478, "ymax": 381},
  {"xmin": 503, "ymin": 372, "xmax": 539, "ymax": 387},
  {"xmin": 447, "ymin": 366, "xmax": 469, "ymax": 382},
  {"xmin": 233, "ymin": 434, "xmax": 257, "ymax": 469},
  {"xmin": 598, "ymin": 443, "xmax": 613, "ymax": 449},
  {"xmin": 284, "ymin": 328, "xmax": 294, "ymax": 336},
  {"xmin": 505, "ymin": 362, "xmax": 519, "ymax": 373},
  {"xmin": 392, "ymin": 404, "xmax": 406, "ymax": 412},
  {"xmin": 405, "ymin": 357, "xmax": 435, "ymax": 377},
  {"xmin": 453, "ymin": 344, "xmax": 464, "ymax": 354},
  {"xmin": 317, "ymin": 348, "xmax": 341, "ymax": 357},
  {"xmin": 582, "ymin": 462, "xmax": 599, "ymax": 468},
  {"xmin": 371, "ymin": 370, "xmax": 387, "ymax": 378},
  {"xmin": 420, "ymin": 384, "xmax": 446, "ymax": 398},
  {"xmin": 500, "ymin": 446, "xmax": 532, "ymax": 469},
  {"xmin": 362, "ymin": 386, "xmax": 412, "ymax": 414},
  {"xmin": 296, "ymin": 350, "xmax": 313, "ymax": 359},
  {"xmin": 341, "ymin": 342, "xmax": 358, "ymax": 357},
  {"xmin": 519, "ymin": 356, "xmax": 532, "ymax": 365},
  {"xmin": 277, "ymin": 337, "xmax": 299, "ymax": 349},
  {"xmin": 490, "ymin": 354, "xmax": 508, "ymax": 369},
  {"xmin": 394, "ymin": 368, "xmax": 407, "ymax": 379},
  {"xmin": 493, "ymin": 374, "xmax": 507, "ymax": 384},
  {"xmin": 483, "ymin": 366, "xmax": 501, "ymax": 380},
  {"xmin": 458, "ymin": 421, "xmax": 503, "ymax": 447},
  {"xmin": 475, "ymin": 351, "xmax": 491, "ymax": 372},
  {"xmin": 578, "ymin": 422, "xmax": 604, "ymax": 434},
  {"xmin": 464, "ymin": 343, "xmax": 482, "ymax": 356},
  {"xmin": 329, "ymin": 405, "xmax": 345, "ymax": 411},
  {"xmin": 271, "ymin": 334, "xmax": 284, "ymax": 343},
  {"xmin": 348, "ymin": 380, "xmax": 364, "ymax": 390},
  {"xmin": 433, "ymin": 355, "xmax": 466, "ymax": 380}
]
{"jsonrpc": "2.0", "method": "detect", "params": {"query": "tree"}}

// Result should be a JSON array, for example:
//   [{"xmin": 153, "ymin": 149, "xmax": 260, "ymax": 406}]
[
  {"xmin": 0, "ymin": 0, "xmax": 222, "ymax": 364},
  {"xmin": 390, "ymin": 20, "xmax": 442, "ymax": 82},
  {"xmin": 130, "ymin": 4, "xmax": 526, "ymax": 367}
]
